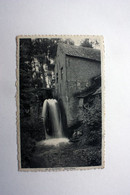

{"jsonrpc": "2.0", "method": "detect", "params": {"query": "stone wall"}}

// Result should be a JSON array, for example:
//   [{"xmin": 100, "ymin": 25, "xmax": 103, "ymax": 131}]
[
  {"xmin": 54, "ymin": 46, "xmax": 66, "ymax": 99},
  {"xmin": 67, "ymin": 56, "xmax": 100, "ymax": 84},
  {"xmin": 65, "ymin": 56, "xmax": 101, "ymax": 127}
]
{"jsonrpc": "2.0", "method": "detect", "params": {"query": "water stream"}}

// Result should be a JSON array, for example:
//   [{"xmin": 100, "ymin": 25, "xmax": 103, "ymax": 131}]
[{"xmin": 42, "ymin": 99, "xmax": 69, "ymax": 145}]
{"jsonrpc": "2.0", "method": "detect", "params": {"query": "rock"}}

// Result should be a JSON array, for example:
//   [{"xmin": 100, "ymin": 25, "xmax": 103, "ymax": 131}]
[
  {"xmin": 77, "ymin": 130, "xmax": 83, "ymax": 136},
  {"xmin": 72, "ymin": 131, "xmax": 77, "ymax": 139}
]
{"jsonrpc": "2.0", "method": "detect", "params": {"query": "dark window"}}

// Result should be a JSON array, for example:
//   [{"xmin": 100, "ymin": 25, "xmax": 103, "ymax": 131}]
[
  {"xmin": 61, "ymin": 67, "xmax": 63, "ymax": 79},
  {"xmin": 56, "ymin": 73, "xmax": 58, "ymax": 83}
]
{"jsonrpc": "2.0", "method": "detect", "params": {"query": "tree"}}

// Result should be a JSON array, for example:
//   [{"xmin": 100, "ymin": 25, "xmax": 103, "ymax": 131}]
[
  {"xmin": 31, "ymin": 38, "xmax": 60, "ymax": 89},
  {"xmin": 61, "ymin": 38, "xmax": 75, "ymax": 45},
  {"xmin": 32, "ymin": 38, "xmax": 60, "ymax": 59},
  {"xmin": 81, "ymin": 38, "xmax": 100, "ymax": 49},
  {"xmin": 20, "ymin": 38, "xmax": 33, "ymax": 117},
  {"xmin": 80, "ymin": 38, "xmax": 93, "ymax": 48},
  {"xmin": 91, "ymin": 40, "xmax": 100, "ymax": 49}
]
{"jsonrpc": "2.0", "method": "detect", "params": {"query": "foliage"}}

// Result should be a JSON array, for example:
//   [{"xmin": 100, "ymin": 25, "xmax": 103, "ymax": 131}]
[
  {"xmin": 21, "ymin": 133, "xmax": 36, "ymax": 168},
  {"xmin": 31, "ymin": 141, "xmax": 101, "ymax": 168},
  {"xmin": 20, "ymin": 116, "xmax": 45, "ymax": 168},
  {"xmin": 80, "ymin": 38, "xmax": 100, "ymax": 49},
  {"xmin": 32, "ymin": 38, "xmax": 60, "ymax": 59},
  {"xmin": 83, "ymin": 95, "xmax": 102, "ymax": 146},
  {"xmin": 83, "ymin": 95, "xmax": 101, "ymax": 128},
  {"xmin": 20, "ymin": 39, "xmax": 33, "ymax": 118},
  {"xmin": 60, "ymin": 38, "xmax": 75, "ymax": 45},
  {"xmin": 70, "ymin": 94, "xmax": 102, "ymax": 148},
  {"xmin": 80, "ymin": 38, "xmax": 93, "ymax": 48}
]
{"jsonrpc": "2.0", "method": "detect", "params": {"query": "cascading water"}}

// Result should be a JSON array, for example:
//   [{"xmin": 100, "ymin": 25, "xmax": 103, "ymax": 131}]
[
  {"xmin": 41, "ymin": 99, "xmax": 69, "ymax": 146},
  {"xmin": 42, "ymin": 99, "xmax": 68, "ymax": 145}
]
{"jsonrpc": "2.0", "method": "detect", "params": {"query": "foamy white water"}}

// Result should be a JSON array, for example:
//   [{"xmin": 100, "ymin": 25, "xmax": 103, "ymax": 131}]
[
  {"xmin": 38, "ymin": 138, "xmax": 69, "ymax": 146},
  {"xmin": 44, "ymin": 138, "xmax": 69, "ymax": 146}
]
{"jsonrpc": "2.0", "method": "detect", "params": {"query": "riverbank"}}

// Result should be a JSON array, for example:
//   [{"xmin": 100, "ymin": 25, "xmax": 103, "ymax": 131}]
[{"xmin": 30, "ymin": 139, "xmax": 101, "ymax": 168}]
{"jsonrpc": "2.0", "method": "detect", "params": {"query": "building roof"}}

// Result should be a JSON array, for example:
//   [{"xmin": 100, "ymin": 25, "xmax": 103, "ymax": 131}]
[{"xmin": 58, "ymin": 43, "xmax": 101, "ymax": 62}]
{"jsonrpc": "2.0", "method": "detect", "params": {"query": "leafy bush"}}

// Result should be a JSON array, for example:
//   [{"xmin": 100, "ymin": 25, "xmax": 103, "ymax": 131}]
[
  {"xmin": 83, "ymin": 95, "xmax": 101, "ymax": 128},
  {"xmin": 20, "ymin": 115, "xmax": 45, "ymax": 168},
  {"xmin": 83, "ymin": 95, "xmax": 102, "ymax": 146},
  {"xmin": 21, "ymin": 134, "xmax": 36, "ymax": 168},
  {"xmin": 71, "ymin": 94, "xmax": 101, "ymax": 147}
]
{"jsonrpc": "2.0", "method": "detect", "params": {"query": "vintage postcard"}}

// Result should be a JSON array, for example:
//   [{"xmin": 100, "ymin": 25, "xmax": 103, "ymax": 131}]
[{"xmin": 16, "ymin": 35, "xmax": 105, "ymax": 171}]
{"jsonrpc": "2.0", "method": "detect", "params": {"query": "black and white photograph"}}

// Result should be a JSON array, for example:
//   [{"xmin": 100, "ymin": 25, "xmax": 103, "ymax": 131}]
[
  {"xmin": 1, "ymin": 0, "xmax": 130, "ymax": 194},
  {"xmin": 17, "ymin": 35, "xmax": 104, "ymax": 170}
]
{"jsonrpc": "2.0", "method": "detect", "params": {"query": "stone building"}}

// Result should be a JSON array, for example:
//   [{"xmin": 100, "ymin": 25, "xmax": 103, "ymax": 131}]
[{"xmin": 54, "ymin": 43, "xmax": 101, "ymax": 129}]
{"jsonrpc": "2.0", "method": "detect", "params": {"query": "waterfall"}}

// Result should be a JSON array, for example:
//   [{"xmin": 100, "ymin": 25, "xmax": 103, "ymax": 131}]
[{"xmin": 42, "ymin": 99, "xmax": 64, "ymax": 139}]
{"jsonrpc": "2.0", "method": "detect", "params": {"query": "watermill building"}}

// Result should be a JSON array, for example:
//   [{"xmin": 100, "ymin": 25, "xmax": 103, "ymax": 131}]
[{"xmin": 55, "ymin": 43, "xmax": 101, "ymax": 128}]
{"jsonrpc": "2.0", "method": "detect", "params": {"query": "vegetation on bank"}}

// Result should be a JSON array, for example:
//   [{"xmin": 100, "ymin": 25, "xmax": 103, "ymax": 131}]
[{"xmin": 70, "ymin": 76, "xmax": 102, "ymax": 148}]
